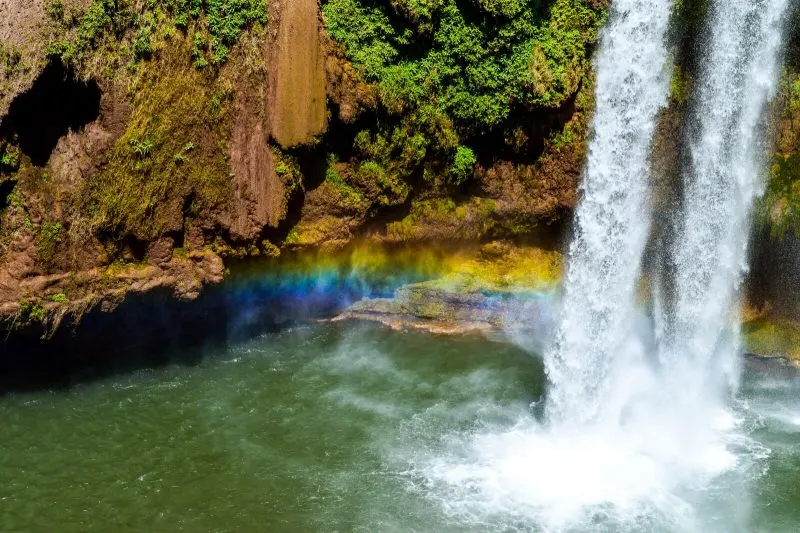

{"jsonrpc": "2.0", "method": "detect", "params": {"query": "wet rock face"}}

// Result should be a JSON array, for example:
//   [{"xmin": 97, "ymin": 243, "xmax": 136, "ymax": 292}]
[
  {"xmin": 227, "ymin": 90, "xmax": 283, "ymax": 241},
  {"xmin": 11, "ymin": 0, "xmax": 796, "ymax": 345},
  {"xmin": 0, "ymin": 2, "xmax": 249, "ymax": 327},
  {"xmin": 0, "ymin": 0, "xmax": 592, "ymax": 326},
  {"xmin": 0, "ymin": 0, "xmax": 47, "ymax": 115}
]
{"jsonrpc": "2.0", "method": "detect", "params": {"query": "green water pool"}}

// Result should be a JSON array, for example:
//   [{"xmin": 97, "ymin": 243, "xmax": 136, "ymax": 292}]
[{"xmin": 0, "ymin": 322, "xmax": 798, "ymax": 532}]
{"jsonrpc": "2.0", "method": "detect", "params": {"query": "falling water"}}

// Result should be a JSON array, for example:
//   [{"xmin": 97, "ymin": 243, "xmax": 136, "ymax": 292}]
[
  {"xmin": 410, "ymin": 0, "xmax": 791, "ymax": 529},
  {"xmin": 545, "ymin": 0, "xmax": 673, "ymax": 424},
  {"xmin": 661, "ymin": 0, "xmax": 790, "ymax": 403}
]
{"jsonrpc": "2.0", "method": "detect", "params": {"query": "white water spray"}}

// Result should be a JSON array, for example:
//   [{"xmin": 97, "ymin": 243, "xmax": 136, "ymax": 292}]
[
  {"xmin": 545, "ymin": 0, "xmax": 673, "ymax": 424},
  {"xmin": 661, "ymin": 0, "xmax": 791, "ymax": 404},
  {"xmin": 409, "ymin": 0, "xmax": 790, "ymax": 529}
]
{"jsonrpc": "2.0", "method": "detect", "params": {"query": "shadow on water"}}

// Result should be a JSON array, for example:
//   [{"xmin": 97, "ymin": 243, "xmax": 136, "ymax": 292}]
[
  {"xmin": 0, "ymin": 242, "xmax": 469, "ymax": 394},
  {"xmin": 0, "ymin": 278, "xmax": 372, "ymax": 394}
]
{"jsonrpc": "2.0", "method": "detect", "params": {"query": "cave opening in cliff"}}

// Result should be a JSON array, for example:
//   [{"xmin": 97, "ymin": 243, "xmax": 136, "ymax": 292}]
[
  {"xmin": 0, "ymin": 60, "xmax": 101, "ymax": 167},
  {"xmin": 0, "ymin": 179, "xmax": 15, "ymax": 210}
]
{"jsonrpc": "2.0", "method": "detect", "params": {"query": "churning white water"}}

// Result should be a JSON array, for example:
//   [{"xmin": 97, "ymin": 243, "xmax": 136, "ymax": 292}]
[
  {"xmin": 545, "ymin": 0, "xmax": 673, "ymax": 425},
  {"xmin": 410, "ymin": 0, "xmax": 790, "ymax": 531},
  {"xmin": 660, "ymin": 0, "xmax": 791, "ymax": 403}
]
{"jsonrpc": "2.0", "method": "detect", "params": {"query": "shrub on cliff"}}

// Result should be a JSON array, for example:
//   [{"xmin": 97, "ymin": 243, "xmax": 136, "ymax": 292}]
[
  {"xmin": 45, "ymin": 0, "xmax": 267, "ymax": 69},
  {"xmin": 322, "ymin": 0, "xmax": 603, "ymax": 188},
  {"xmin": 324, "ymin": 0, "xmax": 601, "ymax": 129}
]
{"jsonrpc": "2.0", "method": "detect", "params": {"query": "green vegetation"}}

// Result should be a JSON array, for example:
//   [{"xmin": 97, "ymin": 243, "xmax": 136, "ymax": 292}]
[
  {"xmin": 450, "ymin": 146, "xmax": 476, "ymax": 185},
  {"xmin": 762, "ymin": 70, "xmax": 800, "ymax": 237},
  {"xmin": 671, "ymin": 0, "xmax": 709, "ymax": 41},
  {"xmin": 271, "ymin": 147, "xmax": 304, "ymax": 214},
  {"xmin": 0, "ymin": 143, "xmax": 20, "ymax": 172},
  {"xmin": 18, "ymin": 298, "xmax": 46, "ymax": 322},
  {"xmin": 6, "ymin": 191, "xmax": 25, "ymax": 210},
  {"xmin": 670, "ymin": 64, "xmax": 692, "ymax": 105},
  {"xmin": 170, "ymin": 0, "xmax": 269, "ymax": 65},
  {"xmin": 0, "ymin": 41, "xmax": 25, "ymax": 106},
  {"xmin": 321, "ymin": 0, "xmax": 603, "ymax": 192},
  {"xmin": 764, "ymin": 152, "xmax": 800, "ymax": 237},
  {"xmin": 325, "ymin": 156, "xmax": 345, "ymax": 186},
  {"xmin": 0, "ymin": 41, "xmax": 23, "ymax": 77},
  {"xmin": 80, "ymin": 38, "xmax": 233, "ymax": 241},
  {"xmin": 324, "ymin": 0, "xmax": 601, "ymax": 124},
  {"xmin": 386, "ymin": 197, "xmax": 497, "ymax": 240},
  {"xmin": 548, "ymin": 122, "xmax": 574, "ymax": 149},
  {"xmin": 44, "ymin": 0, "xmax": 267, "ymax": 69},
  {"xmin": 353, "ymin": 159, "xmax": 409, "ymax": 207},
  {"xmin": 203, "ymin": 0, "xmax": 268, "ymax": 64},
  {"xmin": 325, "ymin": 155, "xmax": 363, "ymax": 203},
  {"xmin": 50, "ymin": 292, "xmax": 69, "ymax": 303},
  {"xmin": 744, "ymin": 313, "xmax": 800, "ymax": 361},
  {"xmin": 35, "ymin": 221, "xmax": 63, "ymax": 265},
  {"xmin": 45, "ymin": 0, "xmax": 124, "ymax": 68}
]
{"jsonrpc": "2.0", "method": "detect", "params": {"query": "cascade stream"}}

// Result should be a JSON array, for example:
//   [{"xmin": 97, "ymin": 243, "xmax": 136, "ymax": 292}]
[
  {"xmin": 545, "ymin": 0, "xmax": 674, "ymax": 425},
  {"xmin": 550, "ymin": 0, "xmax": 790, "ymax": 429},
  {"xmin": 660, "ymin": 0, "xmax": 791, "ymax": 401}
]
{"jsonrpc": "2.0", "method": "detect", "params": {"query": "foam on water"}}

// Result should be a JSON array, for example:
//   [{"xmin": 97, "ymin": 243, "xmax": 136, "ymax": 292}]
[
  {"xmin": 398, "ymin": 391, "xmax": 780, "ymax": 532},
  {"xmin": 401, "ymin": 0, "xmax": 792, "ymax": 529}
]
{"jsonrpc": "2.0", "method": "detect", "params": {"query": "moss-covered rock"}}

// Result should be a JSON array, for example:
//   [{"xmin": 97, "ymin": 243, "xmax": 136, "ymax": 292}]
[
  {"xmin": 336, "ymin": 241, "xmax": 561, "ymax": 334},
  {"xmin": 5, "ymin": 0, "xmax": 800, "ymax": 343},
  {"xmin": 0, "ymin": 0, "xmax": 272, "ymax": 328},
  {"xmin": 81, "ymin": 35, "xmax": 234, "ymax": 241},
  {"xmin": 743, "ymin": 310, "xmax": 800, "ymax": 365}
]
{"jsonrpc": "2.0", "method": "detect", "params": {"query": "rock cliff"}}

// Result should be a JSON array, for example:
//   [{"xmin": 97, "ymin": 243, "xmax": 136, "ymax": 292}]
[{"xmin": 0, "ymin": 0, "xmax": 798, "ymax": 339}]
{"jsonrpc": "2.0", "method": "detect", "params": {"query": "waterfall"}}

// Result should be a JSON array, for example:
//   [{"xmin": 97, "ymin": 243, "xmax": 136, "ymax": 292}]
[
  {"xmin": 660, "ymin": 0, "xmax": 790, "ymax": 402},
  {"xmin": 416, "ymin": 1, "xmax": 791, "ymax": 529},
  {"xmin": 545, "ymin": 0, "xmax": 673, "ymax": 424}
]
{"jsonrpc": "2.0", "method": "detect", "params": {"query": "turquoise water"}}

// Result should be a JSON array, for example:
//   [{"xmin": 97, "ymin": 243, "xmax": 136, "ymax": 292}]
[{"xmin": 1, "ymin": 322, "xmax": 798, "ymax": 532}]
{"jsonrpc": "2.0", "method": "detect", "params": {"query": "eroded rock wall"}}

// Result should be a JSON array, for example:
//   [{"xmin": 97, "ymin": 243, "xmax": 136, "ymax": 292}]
[{"xmin": 16, "ymin": 0, "xmax": 796, "ymax": 336}]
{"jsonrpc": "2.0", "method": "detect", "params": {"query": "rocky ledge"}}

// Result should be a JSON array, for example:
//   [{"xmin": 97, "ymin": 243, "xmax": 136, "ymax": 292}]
[
  {"xmin": 333, "ymin": 242, "xmax": 800, "ymax": 367},
  {"xmin": 335, "ymin": 241, "xmax": 559, "ymax": 335}
]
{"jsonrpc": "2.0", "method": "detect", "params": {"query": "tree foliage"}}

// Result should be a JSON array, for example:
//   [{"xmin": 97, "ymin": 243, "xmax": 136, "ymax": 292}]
[
  {"xmin": 45, "ymin": 0, "xmax": 267, "ymax": 68},
  {"xmin": 322, "ymin": 0, "xmax": 603, "ymax": 187},
  {"xmin": 324, "ymin": 0, "xmax": 602, "ymax": 130}
]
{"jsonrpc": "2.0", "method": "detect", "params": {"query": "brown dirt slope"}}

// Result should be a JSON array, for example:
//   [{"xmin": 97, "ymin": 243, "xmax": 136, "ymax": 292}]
[{"xmin": 270, "ymin": 0, "xmax": 327, "ymax": 148}]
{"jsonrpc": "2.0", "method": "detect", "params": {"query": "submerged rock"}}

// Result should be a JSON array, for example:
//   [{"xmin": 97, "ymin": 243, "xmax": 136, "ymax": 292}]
[
  {"xmin": 334, "ymin": 242, "xmax": 560, "ymax": 343},
  {"xmin": 336, "ymin": 282, "xmax": 556, "ymax": 340}
]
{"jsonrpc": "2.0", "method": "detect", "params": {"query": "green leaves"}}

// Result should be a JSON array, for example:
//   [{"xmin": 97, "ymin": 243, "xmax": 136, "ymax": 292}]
[
  {"xmin": 450, "ymin": 146, "xmax": 476, "ymax": 185},
  {"xmin": 323, "ymin": 0, "xmax": 402, "ymax": 79},
  {"xmin": 321, "ymin": 0, "xmax": 601, "ymax": 191},
  {"xmin": 44, "ymin": 0, "xmax": 120, "ymax": 66},
  {"xmin": 0, "ymin": 143, "xmax": 20, "ymax": 172},
  {"xmin": 324, "ymin": 0, "xmax": 602, "ymax": 131},
  {"xmin": 167, "ymin": 0, "xmax": 268, "ymax": 65},
  {"xmin": 205, "ymin": 0, "xmax": 267, "ymax": 63},
  {"xmin": 45, "ymin": 0, "xmax": 268, "ymax": 69}
]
